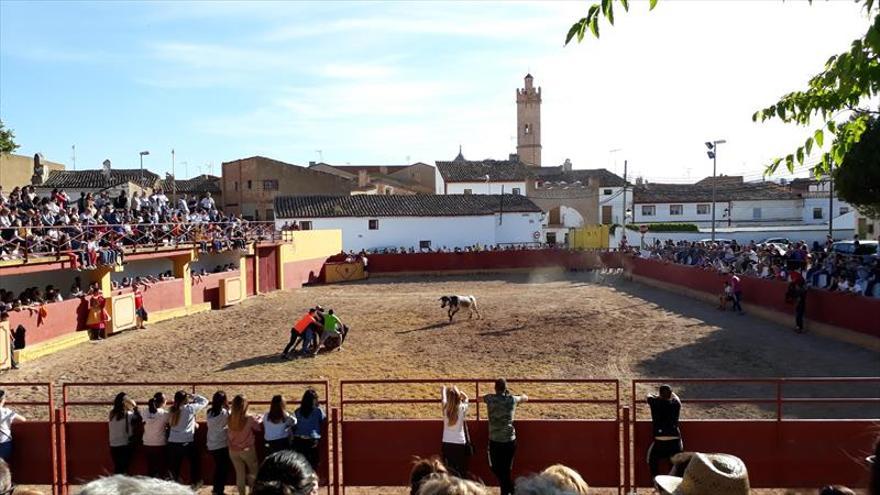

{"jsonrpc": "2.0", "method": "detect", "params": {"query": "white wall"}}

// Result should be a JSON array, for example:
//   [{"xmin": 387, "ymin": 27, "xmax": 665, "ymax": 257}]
[
  {"xmin": 729, "ymin": 199, "xmax": 802, "ymax": 223},
  {"xmin": 633, "ymin": 199, "xmax": 805, "ymax": 226},
  {"xmin": 598, "ymin": 186, "xmax": 631, "ymax": 225},
  {"xmin": 276, "ymin": 212, "xmax": 542, "ymax": 251},
  {"xmin": 803, "ymin": 197, "xmax": 852, "ymax": 224},
  {"xmin": 633, "ymin": 201, "xmax": 720, "ymax": 225},
  {"xmin": 444, "ymin": 181, "xmax": 527, "ymax": 195}
]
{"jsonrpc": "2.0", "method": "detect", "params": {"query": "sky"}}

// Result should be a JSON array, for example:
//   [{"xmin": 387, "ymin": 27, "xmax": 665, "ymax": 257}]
[{"xmin": 0, "ymin": 1, "xmax": 871, "ymax": 183}]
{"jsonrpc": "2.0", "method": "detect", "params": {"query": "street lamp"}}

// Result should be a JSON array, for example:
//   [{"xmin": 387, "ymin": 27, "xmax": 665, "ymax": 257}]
[
  {"xmin": 705, "ymin": 139, "xmax": 726, "ymax": 241},
  {"xmin": 139, "ymin": 150, "xmax": 150, "ymax": 181}
]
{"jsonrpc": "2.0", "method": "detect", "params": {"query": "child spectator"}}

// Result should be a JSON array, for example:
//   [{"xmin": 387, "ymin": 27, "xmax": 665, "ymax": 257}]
[
  {"xmin": 167, "ymin": 391, "xmax": 209, "ymax": 488},
  {"xmin": 263, "ymin": 394, "xmax": 296, "ymax": 455},
  {"xmin": 206, "ymin": 391, "xmax": 231, "ymax": 495},
  {"xmin": 133, "ymin": 277, "xmax": 150, "ymax": 329},
  {"xmin": 86, "ymin": 296, "xmax": 110, "ymax": 341},
  {"xmin": 292, "ymin": 389, "xmax": 326, "ymax": 473},
  {"xmin": 107, "ymin": 392, "xmax": 141, "ymax": 475},
  {"xmin": 228, "ymin": 394, "xmax": 263, "ymax": 495},
  {"xmin": 483, "ymin": 378, "xmax": 527, "ymax": 495},
  {"xmin": 440, "ymin": 385, "xmax": 470, "ymax": 478},
  {"xmin": 142, "ymin": 392, "xmax": 169, "ymax": 479},
  {"xmin": 0, "ymin": 390, "xmax": 26, "ymax": 462}
]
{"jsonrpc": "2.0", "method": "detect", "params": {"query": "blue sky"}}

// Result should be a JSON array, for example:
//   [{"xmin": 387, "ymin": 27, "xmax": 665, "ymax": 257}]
[{"xmin": 0, "ymin": 1, "xmax": 870, "ymax": 182}]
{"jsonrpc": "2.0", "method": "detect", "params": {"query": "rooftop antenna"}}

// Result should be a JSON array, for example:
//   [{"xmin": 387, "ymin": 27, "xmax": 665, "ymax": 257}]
[
  {"xmin": 71, "ymin": 145, "xmax": 76, "ymax": 170},
  {"xmin": 315, "ymin": 150, "xmax": 324, "ymax": 162}
]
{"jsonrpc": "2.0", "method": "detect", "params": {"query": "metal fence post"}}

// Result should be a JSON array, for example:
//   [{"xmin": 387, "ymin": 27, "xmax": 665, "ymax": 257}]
[
  {"xmin": 622, "ymin": 406, "xmax": 631, "ymax": 495},
  {"xmin": 332, "ymin": 407, "xmax": 340, "ymax": 495}
]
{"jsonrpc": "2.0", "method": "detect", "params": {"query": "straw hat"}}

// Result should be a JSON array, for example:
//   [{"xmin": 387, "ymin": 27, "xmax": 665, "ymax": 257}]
[{"xmin": 655, "ymin": 453, "xmax": 750, "ymax": 495}]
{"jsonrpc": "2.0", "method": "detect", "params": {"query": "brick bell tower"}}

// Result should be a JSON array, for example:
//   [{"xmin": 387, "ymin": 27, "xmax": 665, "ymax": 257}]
[{"xmin": 516, "ymin": 73, "xmax": 542, "ymax": 167}]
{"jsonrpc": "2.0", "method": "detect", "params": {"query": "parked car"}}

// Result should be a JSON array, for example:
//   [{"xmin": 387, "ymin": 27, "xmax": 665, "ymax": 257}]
[
  {"xmin": 759, "ymin": 237, "xmax": 791, "ymax": 246},
  {"xmin": 830, "ymin": 240, "xmax": 878, "ymax": 258}
]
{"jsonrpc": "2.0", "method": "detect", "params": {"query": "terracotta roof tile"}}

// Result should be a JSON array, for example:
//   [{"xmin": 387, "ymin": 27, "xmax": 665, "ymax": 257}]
[{"xmin": 274, "ymin": 194, "xmax": 541, "ymax": 218}]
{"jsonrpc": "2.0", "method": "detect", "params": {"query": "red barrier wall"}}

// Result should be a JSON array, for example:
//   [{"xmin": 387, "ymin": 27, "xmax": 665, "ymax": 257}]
[
  {"xmin": 8, "ymin": 297, "xmax": 88, "ymax": 345},
  {"xmin": 362, "ymin": 250, "xmax": 617, "ymax": 274},
  {"xmin": 9, "ymin": 422, "xmax": 55, "ymax": 484},
  {"xmin": 284, "ymin": 258, "xmax": 327, "ymax": 289},
  {"xmin": 633, "ymin": 420, "xmax": 875, "ymax": 488},
  {"xmin": 191, "ymin": 272, "xmax": 240, "ymax": 308},
  {"xmin": 246, "ymin": 256, "xmax": 256, "ymax": 297},
  {"xmin": 628, "ymin": 257, "xmax": 880, "ymax": 338},
  {"xmin": 63, "ymin": 422, "xmax": 329, "ymax": 487},
  {"xmin": 341, "ymin": 420, "xmax": 619, "ymax": 488},
  {"xmin": 140, "ymin": 278, "xmax": 185, "ymax": 313}
]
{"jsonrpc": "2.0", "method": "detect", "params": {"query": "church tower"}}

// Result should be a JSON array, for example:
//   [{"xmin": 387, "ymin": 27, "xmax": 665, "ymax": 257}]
[{"xmin": 516, "ymin": 73, "xmax": 542, "ymax": 167}]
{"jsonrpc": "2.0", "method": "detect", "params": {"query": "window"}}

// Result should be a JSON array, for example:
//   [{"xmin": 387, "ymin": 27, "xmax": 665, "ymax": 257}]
[
  {"xmin": 753, "ymin": 207, "xmax": 762, "ymax": 220},
  {"xmin": 697, "ymin": 204, "xmax": 710, "ymax": 215},
  {"xmin": 463, "ymin": 189, "xmax": 473, "ymax": 195},
  {"xmin": 524, "ymin": 123, "xmax": 531, "ymax": 135},
  {"xmin": 813, "ymin": 208, "xmax": 823, "ymax": 219},
  {"xmin": 300, "ymin": 221, "xmax": 312, "ymax": 230},
  {"xmin": 368, "ymin": 219, "xmax": 379, "ymax": 230},
  {"xmin": 511, "ymin": 187, "xmax": 521, "ymax": 195},
  {"xmin": 419, "ymin": 240, "xmax": 431, "ymax": 250},
  {"xmin": 603, "ymin": 189, "xmax": 613, "ymax": 195},
  {"xmin": 263, "ymin": 179, "xmax": 278, "ymax": 191},
  {"xmin": 839, "ymin": 207, "xmax": 849, "ymax": 215},
  {"xmin": 641, "ymin": 205, "xmax": 656, "ymax": 216},
  {"xmin": 669, "ymin": 204, "xmax": 683, "ymax": 216},
  {"xmin": 247, "ymin": 180, "xmax": 252, "ymax": 189}
]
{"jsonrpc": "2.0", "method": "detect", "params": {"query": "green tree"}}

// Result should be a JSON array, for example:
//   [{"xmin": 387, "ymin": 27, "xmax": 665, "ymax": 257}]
[
  {"xmin": 565, "ymin": 0, "xmax": 880, "ymax": 177},
  {"xmin": 0, "ymin": 119, "xmax": 20, "ymax": 154},
  {"xmin": 834, "ymin": 117, "xmax": 880, "ymax": 217}
]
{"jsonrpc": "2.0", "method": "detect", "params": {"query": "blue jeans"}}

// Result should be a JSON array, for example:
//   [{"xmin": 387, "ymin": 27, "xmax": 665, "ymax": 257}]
[
  {"xmin": 301, "ymin": 328, "xmax": 315, "ymax": 355},
  {"xmin": 0, "ymin": 441, "xmax": 12, "ymax": 461}
]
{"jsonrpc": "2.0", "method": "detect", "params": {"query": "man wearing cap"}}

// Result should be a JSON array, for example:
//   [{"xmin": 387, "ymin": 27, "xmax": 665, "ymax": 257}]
[{"xmin": 647, "ymin": 384, "xmax": 683, "ymax": 479}]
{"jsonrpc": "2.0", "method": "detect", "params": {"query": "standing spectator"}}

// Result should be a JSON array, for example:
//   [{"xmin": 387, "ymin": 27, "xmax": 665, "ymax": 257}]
[
  {"xmin": 107, "ymin": 392, "xmax": 141, "ymax": 475},
  {"xmin": 9, "ymin": 324, "xmax": 25, "ymax": 370},
  {"xmin": 483, "ymin": 378, "xmax": 527, "ymax": 495},
  {"xmin": 263, "ymin": 394, "xmax": 296, "ymax": 455},
  {"xmin": 292, "ymin": 389, "xmax": 326, "ymax": 473},
  {"xmin": 206, "ymin": 391, "xmax": 231, "ymax": 495},
  {"xmin": 729, "ymin": 273, "xmax": 744, "ymax": 314},
  {"xmin": 790, "ymin": 279, "xmax": 808, "ymax": 333},
  {"xmin": 167, "ymin": 391, "xmax": 209, "ymax": 487},
  {"xmin": 228, "ymin": 394, "xmax": 262, "ymax": 495},
  {"xmin": 0, "ymin": 390, "xmax": 26, "ymax": 462},
  {"xmin": 142, "ymin": 392, "xmax": 169, "ymax": 479},
  {"xmin": 440, "ymin": 385, "xmax": 470, "ymax": 478},
  {"xmin": 133, "ymin": 277, "xmax": 150, "ymax": 329},
  {"xmin": 647, "ymin": 385, "xmax": 683, "ymax": 479}
]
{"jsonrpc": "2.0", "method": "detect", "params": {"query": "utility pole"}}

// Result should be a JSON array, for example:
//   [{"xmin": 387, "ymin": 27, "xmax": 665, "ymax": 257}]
[
  {"xmin": 828, "ymin": 167, "xmax": 834, "ymax": 240},
  {"xmin": 622, "ymin": 159, "xmax": 628, "ymax": 230},
  {"xmin": 171, "ymin": 148, "xmax": 177, "ymax": 203}
]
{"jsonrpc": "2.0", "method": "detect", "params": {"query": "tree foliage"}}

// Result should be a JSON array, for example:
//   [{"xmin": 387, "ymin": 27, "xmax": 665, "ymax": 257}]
[
  {"xmin": 565, "ymin": 0, "xmax": 880, "ymax": 179},
  {"xmin": 834, "ymin": 117, "xmax": 880, "ymax": 218},
  {"xmin": 0, "ymin": 119, "xmax": 19, "ymax": 154}
]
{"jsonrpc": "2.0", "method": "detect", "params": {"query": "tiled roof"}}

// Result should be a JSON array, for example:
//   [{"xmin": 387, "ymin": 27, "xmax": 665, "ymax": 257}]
[
  {"xmin": 694, "ymin": 175, "xmax": 743, "ymax": 187},
  {"xmin": 274, "ymin": 194, "xmax": 541, "ymax": 218},
  {"xmin": 535, "ymin": 167, "xmax": 626, "ymax": 187},
  {"xmin": 436, "ymin": 159, "xmax": 535, "ymax": 182},
  {"xmin": 39, "ymin": 169, "xmax": 159, "ymax": 189},
  {"xmin": 633, "ymin": 182, "xmax": 800, "ymax": 203},
  {"xmin": 160, "ymin": 175, "xmax": 221, "ymax": 194}
]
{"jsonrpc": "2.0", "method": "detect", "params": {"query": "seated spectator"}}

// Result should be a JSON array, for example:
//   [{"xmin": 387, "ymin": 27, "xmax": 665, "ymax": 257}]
[
  {"xmin": 417, "ymin": 474, "xmax": 489, "ymax": 495},
  {"xmin": 410, "ymin": 457, "xmax": 448, "ymax": 495},
  {"xmin": 515, "ymin": 464, "xmax": 589, "ymax": 495},
  {"xmin": 79, "ymin": 475, "xmax": 196, "ymax": 495},
  {"xmin": 253, "ymin": 450, "xmax": 318, "ymax": 495},
  {"xmin": 818, "ymin": 486, "xmax": 855, "ymax": 495},
  {"xmin": 655, "ymin": 453, "xmax": 749, "ymax": 495}
]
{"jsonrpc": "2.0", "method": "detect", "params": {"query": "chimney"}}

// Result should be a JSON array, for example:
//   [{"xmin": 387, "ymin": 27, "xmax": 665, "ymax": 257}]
[
  {"xmin": 358, "ymin": 170, "xmax": 369, "ymax": 187},
  {"xmin": 635, "ymin": 177, "xmax": 644, "ymax": 186},
  {"xmin": 509, "ymin": 153, "xmax": 519, "ymax": 162},
  {"xmin": 562, "ymin": 158, "xmax": 572, "ymax": 172},
  {"xmin": 379, "ymin": 166, "xmax": 388, "ymax": 175},
  {"xmin": 309, "ymin": 161, "xmax": 316, "ymax": 167}
]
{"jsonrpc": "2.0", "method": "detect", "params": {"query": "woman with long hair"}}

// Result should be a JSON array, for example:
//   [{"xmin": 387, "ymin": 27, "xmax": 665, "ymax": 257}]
[
  {"xmin": 440, "ymin": 385, "xmax": 470, "ymax": 478},
  {"xmin": 253, "ymin": 450, "xmax": 319, "ymax": 495},
  {"xmin": 107, "ymin": 392, "xmax": 141, "ymax": 475},
  {"xmin": 227, "ymin": 394, "xmax": 263, "ymax": 495},
  {"xmin": 142, "ymin": 392, "xmax": 169, "ymax": 478},
  {"xmin": 167, "ymin": 390, "xmax": 208, "ymax": 487},
  {"xmin": 263, "ymin": 394, "xmax": 296, "ymax": 455},
  {"xmin": 292, "ymin": 389, "xmax": 327, "ymax": 472},
  {"xmin": 206, "ymin": 391, "xmax": 231, "ymax": 495}
]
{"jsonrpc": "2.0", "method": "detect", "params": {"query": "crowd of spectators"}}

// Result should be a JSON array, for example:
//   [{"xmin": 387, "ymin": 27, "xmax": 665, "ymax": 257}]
[
  {"xmin": 0, "ymin": 185, "xmax": 258, "ymax": 264},
  {"xmin": 341, "ymin": 243, "xmax": 555, "ymax": 256},
  {"xmin": 638, "ymin": 236, "xmax": 880, "ymax": 298}
]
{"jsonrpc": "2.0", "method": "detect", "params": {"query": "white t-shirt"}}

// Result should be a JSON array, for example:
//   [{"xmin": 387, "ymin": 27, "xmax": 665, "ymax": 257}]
[
  {"xmin": 441, "ymin": 402, "xmax": 468, "ymax": 445},
  {"xmin": 262, "ymin": 413, "xmax": 295, "ymax": 441},
  {"xmin": 0, "ymin": 407, "xmax": 17, "ymax": 443},
  {"xmin": 142, "ymin": 409, "xmax": 169, "ymax": 446}
]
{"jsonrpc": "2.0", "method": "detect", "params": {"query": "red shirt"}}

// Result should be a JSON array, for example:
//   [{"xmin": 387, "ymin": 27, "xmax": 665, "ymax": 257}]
[
  {"xmin": 729, "ymin": 275, "xmax": 742, "ymax": 292},
  {"xmin": 293, "ymin": 313, "xmax": 316, "ymax": 334},
  {"xmin": 134, "ymin": 289, "xmax": 144, "ymax": 310}
]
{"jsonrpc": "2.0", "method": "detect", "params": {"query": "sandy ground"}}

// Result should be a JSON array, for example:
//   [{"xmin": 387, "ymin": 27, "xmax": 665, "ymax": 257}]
[{"xmin": 6, "ymin": 270, "xmax": 879, "ymax": 493}]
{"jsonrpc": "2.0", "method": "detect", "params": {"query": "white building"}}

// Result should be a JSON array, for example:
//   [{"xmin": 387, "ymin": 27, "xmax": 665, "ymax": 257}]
[
  {"xmin": 787, "ymin": 178, "xmax": 853, "ymax": 225},
  {"xmin": 436, "ymin": 152, "xmax": 531, "ymax": 196},
  {"xmin": 274, "ymin": 194, "xmax": 544, "ymax": 252}
]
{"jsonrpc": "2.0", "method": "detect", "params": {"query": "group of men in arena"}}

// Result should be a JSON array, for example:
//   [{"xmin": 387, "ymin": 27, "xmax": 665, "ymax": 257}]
[{"xmin": 281, "ymin": 305, "xmax": 347, "ymax": 359}]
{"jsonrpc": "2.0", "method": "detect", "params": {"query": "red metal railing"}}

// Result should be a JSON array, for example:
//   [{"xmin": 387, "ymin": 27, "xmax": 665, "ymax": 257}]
[
  {"xmin": 0, "ymin": 382, "xmax": 57, "ymax": 493},
  {"xmin": 0, "ymin": 221, "xmax": 279, "ymax": 263}
]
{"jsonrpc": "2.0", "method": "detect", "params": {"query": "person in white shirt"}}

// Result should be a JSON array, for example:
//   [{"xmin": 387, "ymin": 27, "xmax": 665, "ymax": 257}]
[
  {"xmin": 178, "ymin": 194, "xmax": 190, "ymax": 215},
  {"xmin": 206, "ymin": 391, "xmax": 231, "ymax": 495},
  {"xmin": 107, "ymin": 392, "xmax": 141, "ymax": 475},
  {"xmin": 142, "ymin": 392, "xmax": 169, "ymax": 478},
  {"xmin": 263, "ymin": 394, "xmax": 296, "ymax": 455},
  {"xmin": 167, "ymin": 391, "xmax": 209, "ymax": 487},
  {"xmin": 199, "ymin": 193, "xmax": 215, "ymax": 211},
  {"xmin": 440, "ymin": 385, "xmax": 471, "ymax": 478},
  {"xmin": 0, "ymin": 389, "xmax": 27, "ymax": 462}
]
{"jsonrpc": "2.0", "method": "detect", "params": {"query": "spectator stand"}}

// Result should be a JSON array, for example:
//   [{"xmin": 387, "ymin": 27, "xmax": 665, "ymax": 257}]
[
  {"xmin": 337, "ymin": 378, "xmax": 622, "ymax": 494},
  {"xmin": 630, "ymin": 378, "xmax": 880, "ymax": 491},
  {"xmin": 59, "ymin": 380, "xmax": 330, "ymax": 495},
  {"xmin": 0, "ymin": 382, "xmax": 57, "ymax": 493}
]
